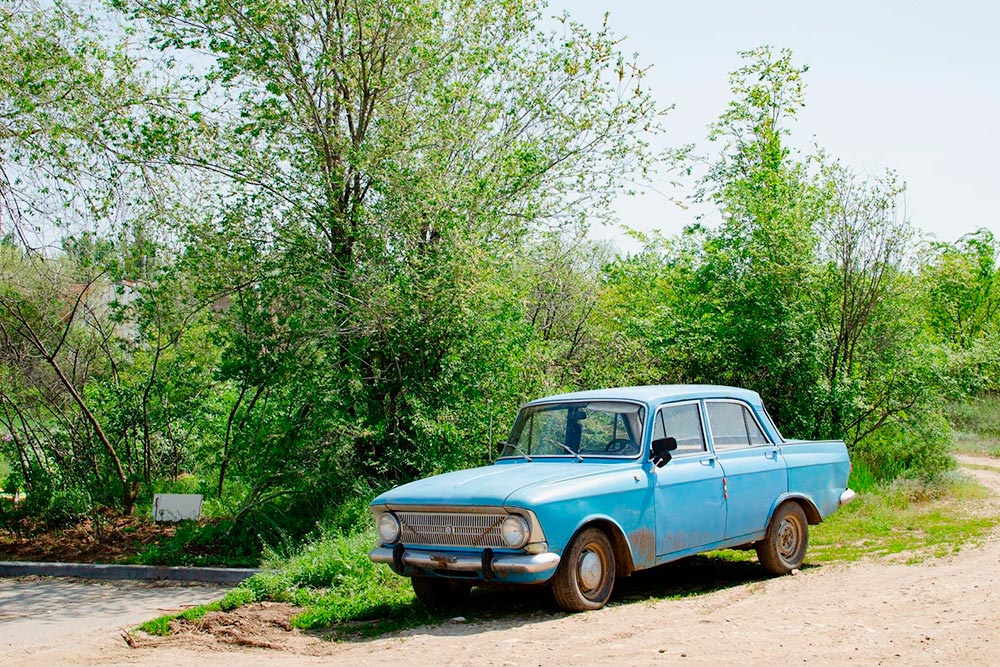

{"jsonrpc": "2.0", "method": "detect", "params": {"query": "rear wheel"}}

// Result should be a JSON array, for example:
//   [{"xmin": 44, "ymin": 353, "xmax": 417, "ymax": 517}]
[
  {"xmin": 755, "ymin": 502, "xmax": 808, "ymax": 575},
  {"xmin": 411, "ymin": 576, "xmax": 471, "ymax": 610},
  {"xmin": 552, "ymin": 527, "xmax": 616, "ymax": 612}
]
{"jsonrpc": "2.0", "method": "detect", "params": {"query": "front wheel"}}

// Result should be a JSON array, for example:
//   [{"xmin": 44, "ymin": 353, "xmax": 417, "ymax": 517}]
[
  {"xmin": 755, "ymin": 502, "xmax": 809, "ymax": 575},
  {"xmin": 411, "ymin": 576, "xmax": 471, "ymax": 610},
  {"xmin": 552, "ymin": 527, "xmax": 616, "ymax": 612}
]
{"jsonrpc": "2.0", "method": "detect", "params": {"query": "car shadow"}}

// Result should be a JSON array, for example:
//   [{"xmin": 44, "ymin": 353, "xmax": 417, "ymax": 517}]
[
  {"xmin": 332, "ymin": 552, "xmax": 806, "ymax": 642},
  {"xmin": 614, "ymin": 552, "xmax": 771, "ymax": 603}
]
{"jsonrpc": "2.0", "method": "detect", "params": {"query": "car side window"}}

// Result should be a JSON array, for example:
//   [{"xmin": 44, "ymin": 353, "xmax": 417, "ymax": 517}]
[
  {"xmin": 745, "ymin": 411, "xmax": 768, "ymax": 444},
  {"xmin": 707, "ymin": 401, "xmax": 770, "ymax": 450},
  {"xmin": 653, "ymin": 403, "xmax": 706, "ymax": 456}
]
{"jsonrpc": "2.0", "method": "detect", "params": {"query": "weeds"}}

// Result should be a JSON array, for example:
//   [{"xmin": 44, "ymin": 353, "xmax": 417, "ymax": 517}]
[
  {"xmin": 138, "ymin": 601, "xmax": 222, "ymax": 636},
  {"xmin": 947, "ymin": 393, "xmax": 1000, "ymax": 457},
  {"xmin": 806, "ymin": 471, "xmax": 997, "ymax": 564}
]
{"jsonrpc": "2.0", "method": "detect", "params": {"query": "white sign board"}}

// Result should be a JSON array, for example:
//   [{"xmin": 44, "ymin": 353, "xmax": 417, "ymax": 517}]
[{"xmin": 153, "ymin": 493, "xmax": 203, "ymax": 522}]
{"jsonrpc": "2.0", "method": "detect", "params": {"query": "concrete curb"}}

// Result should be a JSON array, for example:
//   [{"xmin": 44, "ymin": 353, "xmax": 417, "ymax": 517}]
[{"xmin": 0, "ymin": 560, "xmax": 259, "ymax": 584}]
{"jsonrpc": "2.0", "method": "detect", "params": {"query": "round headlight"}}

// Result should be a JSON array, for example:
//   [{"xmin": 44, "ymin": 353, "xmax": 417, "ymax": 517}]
[
  {"xmin": 501, "ymin": 514, "xmax": 530, "ymax": 549},
  {"xmin": 377, "ymin": 512, "xmax": 401, "ymax": 544}
]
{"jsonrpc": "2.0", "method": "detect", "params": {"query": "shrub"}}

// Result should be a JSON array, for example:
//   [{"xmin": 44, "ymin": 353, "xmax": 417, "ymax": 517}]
[{"xmin": 851, "ymin": 415, "xmax": 956, "ymax": 482}]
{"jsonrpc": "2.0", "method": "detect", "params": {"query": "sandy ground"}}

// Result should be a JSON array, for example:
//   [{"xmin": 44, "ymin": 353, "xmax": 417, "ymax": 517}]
[
  {"xmin": 3, "ymin": 455, "xmax": 999, "ymax": 667},
  {"xmin": 0, "ymin": 579, "xmax": 227, "ymax": 666}
]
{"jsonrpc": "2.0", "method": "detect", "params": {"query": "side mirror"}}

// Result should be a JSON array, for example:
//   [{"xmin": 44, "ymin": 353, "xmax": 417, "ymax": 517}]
[{"xmin": 650, "ymin": 437, "xmax": 678, "ymax": 468}]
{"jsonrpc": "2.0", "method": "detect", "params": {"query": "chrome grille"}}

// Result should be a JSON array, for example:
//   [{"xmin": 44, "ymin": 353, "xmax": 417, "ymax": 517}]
[{"xmin": 397, "ymin": 511, "xmax": 507, "ymax": 548}]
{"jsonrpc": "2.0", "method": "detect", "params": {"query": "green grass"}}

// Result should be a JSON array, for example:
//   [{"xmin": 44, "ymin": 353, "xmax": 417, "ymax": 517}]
[
  {"xmin": 805, "ymin": 472, "xmax": 997, "ymax": 564},
  {"xmin": 137, "ymin": 529, "xmax": 431, "ymax": 638},
  {"xmin": 947, "ymin": 393, "xmax": 1000, "ymax": 457},
  {"xmin": 137, "ymin": 586, "xmax": 260, "ymax": 636},
  {"xmin": 139, "ymin": 601, "xmax": 222, "ymax": 636},
  {"xmin": 685, "ymin": 471, "xmax": 998, "ymax": 569}
]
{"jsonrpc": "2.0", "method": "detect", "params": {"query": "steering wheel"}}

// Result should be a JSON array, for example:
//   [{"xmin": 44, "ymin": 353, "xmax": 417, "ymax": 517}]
[{"xmin": 604, "ymin": 438, "xmax": 636, "ymax": 453}]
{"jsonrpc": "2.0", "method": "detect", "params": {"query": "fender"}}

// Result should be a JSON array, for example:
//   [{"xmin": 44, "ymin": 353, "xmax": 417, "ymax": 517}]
[
  {"xmin": 765, "ymin": 492, "xmax": 823, "ymax": 527},
  {"xmin": 564, "ymin": 512, "xmax": 649, "ymax": 573}
]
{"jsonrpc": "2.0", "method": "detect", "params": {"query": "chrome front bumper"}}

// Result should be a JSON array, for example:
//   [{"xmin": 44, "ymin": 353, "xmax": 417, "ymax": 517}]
[
  {"xmin": 839, "ymin": 488, "xmax": 857, "ymax": 506},
  {"xmin": 370, "ymin": 546, "xmax": 560, "ymax": 576}
]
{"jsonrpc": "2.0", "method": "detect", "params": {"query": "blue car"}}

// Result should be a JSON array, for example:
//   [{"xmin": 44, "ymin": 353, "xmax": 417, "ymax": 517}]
[{"xmin": 369, "ymin": 385, "xmax": 855, "ymax": 612}]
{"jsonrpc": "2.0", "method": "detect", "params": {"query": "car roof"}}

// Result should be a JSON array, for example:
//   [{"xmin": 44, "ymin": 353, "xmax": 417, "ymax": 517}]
[{"xmin": 523, "ymin": 384, "xmax": 763, "ymax": 407}]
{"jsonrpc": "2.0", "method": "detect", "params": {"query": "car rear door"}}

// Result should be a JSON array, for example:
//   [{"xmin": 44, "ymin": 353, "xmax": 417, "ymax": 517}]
[{"xmin": 705, "ymin": 400, "xmax": 788, "ymax": 542}]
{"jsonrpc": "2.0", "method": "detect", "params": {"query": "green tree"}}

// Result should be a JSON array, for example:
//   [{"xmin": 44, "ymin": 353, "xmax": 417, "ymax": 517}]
[
  {"xmin": 108, "ymin": 0, "xmax": 665, "ymax": 516},
  {"xmin": 810, "ymin": 161, "xmax": 922, "ymax": 441},
  {"xmin": 0, "ymin": 1, "xmax": 203, "ymax": 513},
  {"xmin": 921, "ymin": 228, "xmax": 1000, "ymax": 393},
  {"xmin": 604, "ymin": 47, "xmax": 955, "ymax": 482},
  {"xmin": 642, "ymin": 47, "xmax": 823, "ymax": 434}
]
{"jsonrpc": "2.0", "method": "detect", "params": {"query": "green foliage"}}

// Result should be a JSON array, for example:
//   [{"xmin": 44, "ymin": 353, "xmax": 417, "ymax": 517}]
[
  {"xmin": 947, "ymin": 393, "xmax": 1000, "ymax": 437},
  {"xmin": 138, "ymin": 600, "xmax": 223, "ymax": 636},
  {"xmin": 604, "ymin": 47, "xmax": 829, "ymax": 438},
  {"xmin": 130, "ymin": 520, "xmax": 261, "ymax": 567},
  {"xmin": 946, "ymin": 393, "xmax": 1000, "ymax": 457},
  {"xmin": 265, "ymin": 530, "xmax": 418, "ymax": 626},
  {"xmin": 219, "ymin": 586, "xmax": 256, "ymax": 611},
  {"xmin": 851, "ymin": 417, "xmax": 956, "ymax": 482},
  {"xmin": 600, "ymin": 46, "xmax": 972, "ymax": 483},
  {"xmin": 139, "ymin": 528, "xmax": 421, "ymax": 635},
  {"xmin": 922, "ymin": 230, "xmax": 1000, "ymax": 394}
]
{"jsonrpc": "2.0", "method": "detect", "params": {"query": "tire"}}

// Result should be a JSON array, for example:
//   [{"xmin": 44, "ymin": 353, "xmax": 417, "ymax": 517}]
[
  {"xmin": 411, "ymin": 576, "xmax": 471, "ymax": 610},
  {"xmin": 552, "ymin": 527, "xmax": 616, "ymax": 612},
  {"xmin": 755, "ymin": 502, "xmax": 809, "ymax": 575}
]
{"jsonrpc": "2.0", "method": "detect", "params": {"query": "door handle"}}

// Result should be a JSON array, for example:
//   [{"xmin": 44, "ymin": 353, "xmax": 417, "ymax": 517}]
[
  {"xmin": 699, "ymin": 457, "xmax": 716, "ymax": 466},
  {"xmin": 765, "ymin": 449, "xmax": 779, "ymax": 460}
]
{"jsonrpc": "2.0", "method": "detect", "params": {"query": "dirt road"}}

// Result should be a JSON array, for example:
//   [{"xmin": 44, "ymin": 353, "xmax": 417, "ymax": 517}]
[{"xmin": 4, "ymin": 457, "xmax": 999, "ymax": 667}]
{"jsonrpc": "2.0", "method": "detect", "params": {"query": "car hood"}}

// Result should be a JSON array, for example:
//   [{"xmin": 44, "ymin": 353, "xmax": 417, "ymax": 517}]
[{"xmin": 371, "ymin": 460, "xmax": 631, "ymax": 508}]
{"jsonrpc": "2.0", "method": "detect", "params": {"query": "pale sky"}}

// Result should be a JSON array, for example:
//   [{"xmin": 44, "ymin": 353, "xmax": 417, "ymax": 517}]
[{"xmin": 548, "ymin": 0, "xmax": 1000, "ymax": 252}]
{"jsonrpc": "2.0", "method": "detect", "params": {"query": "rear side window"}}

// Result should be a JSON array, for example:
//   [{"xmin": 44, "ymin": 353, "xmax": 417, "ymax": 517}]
[{"xmin": 706, "ymin": 401, "xmax": 770, "ymax": 451}]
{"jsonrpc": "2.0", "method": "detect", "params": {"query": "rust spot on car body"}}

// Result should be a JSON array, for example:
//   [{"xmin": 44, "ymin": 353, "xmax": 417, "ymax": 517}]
[
  {"xmin": 430, "ymin": 555, "xmax": 457, "ymax": 567},
  {"xmin": 628, "ymin": 528, "xmax": 655, "ymax": 569}
]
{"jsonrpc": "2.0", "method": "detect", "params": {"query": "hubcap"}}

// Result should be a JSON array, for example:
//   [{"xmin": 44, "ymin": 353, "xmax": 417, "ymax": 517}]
[
  {"xmin": 578, "ymin": 548, "xmax": 603, "ymax": 591},
  {"xmin": 777, "ymin": 518, "xmax": 799, "ymax": 559}
]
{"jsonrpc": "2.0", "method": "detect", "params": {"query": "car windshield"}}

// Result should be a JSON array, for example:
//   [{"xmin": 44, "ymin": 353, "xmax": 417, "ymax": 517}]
[{"xmin": 501, "ymin": 401, "xmax": 645, "ymax": 459}]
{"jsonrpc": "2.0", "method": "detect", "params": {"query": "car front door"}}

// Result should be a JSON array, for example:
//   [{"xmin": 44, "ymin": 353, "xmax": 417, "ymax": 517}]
[
  {"xmin": 705, "ymin": 400, "xmax": 788, "ymax": 542},
  {"xmin": 652, "ymin": 401, "xmax": 727, "ymax": 557}
]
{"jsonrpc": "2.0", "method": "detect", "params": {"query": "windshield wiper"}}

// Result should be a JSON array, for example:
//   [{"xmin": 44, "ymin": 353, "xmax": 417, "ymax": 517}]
[
  {"xmin": 545, "ymin": 437, "xmax": 583, "ymax": 463},
  {"xmin": 501, "ymin": 441, "xmax": 532, "ymax": 461}
]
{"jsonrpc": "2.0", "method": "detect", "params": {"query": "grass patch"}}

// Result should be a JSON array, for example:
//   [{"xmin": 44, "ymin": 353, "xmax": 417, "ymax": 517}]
[
  {"xmin": 689, "ymin": 471, "xmax": 998, "ymax": 570},
  {"xmin": 126, "ymin": 520, "xmax": 260, "ymax": 568},
  {"xmin": 805, "ymin": 471, "xmax": 998, "ymax": 564},
  {"xmin": 947, "ymin": 393, "xmax": 1000, "ymax": 457},
  {"xmin": 136, "ymin": 529, "xmax": 433, "ymax": 638},
  {"xmin": 138, "ymin": 601, "xmax": 223, "ymax": 636}
]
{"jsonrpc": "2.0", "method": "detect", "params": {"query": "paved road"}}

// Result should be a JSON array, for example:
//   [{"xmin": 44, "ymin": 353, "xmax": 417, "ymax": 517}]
[{"xmin": 0, "ymin": 577, "xmax": 226, "ymax": 665}]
